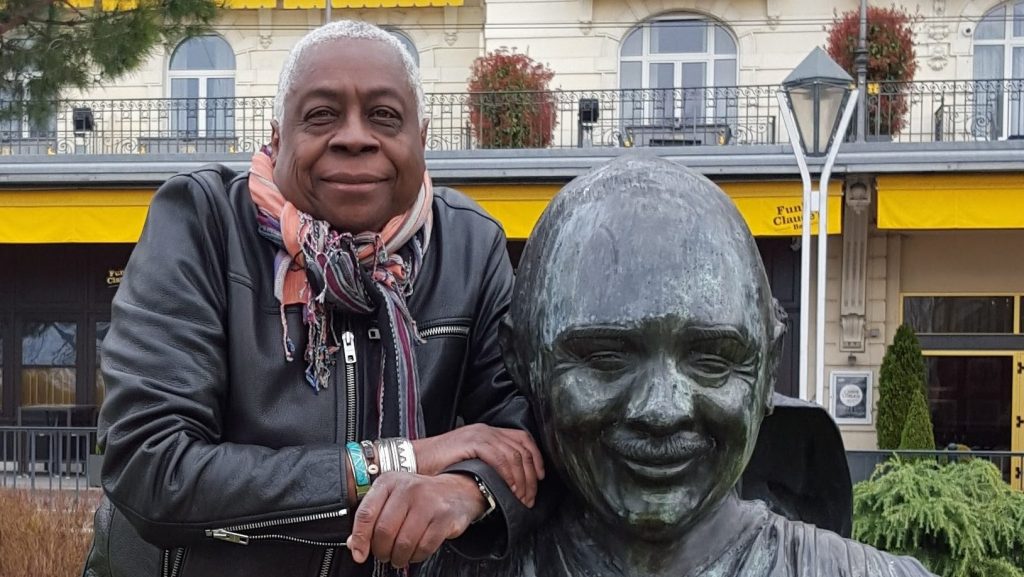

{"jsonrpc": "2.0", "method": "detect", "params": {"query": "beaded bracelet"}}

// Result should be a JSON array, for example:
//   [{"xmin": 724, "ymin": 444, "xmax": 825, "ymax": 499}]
[{"xmin": 346, "ymin": 442, "xmax": 371, "ymax": 499}]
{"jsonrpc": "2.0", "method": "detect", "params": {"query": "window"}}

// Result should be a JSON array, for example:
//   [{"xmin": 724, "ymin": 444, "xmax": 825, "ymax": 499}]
[
  {"xmin": 168, "ymin": 35, "xmax": 236, "ymax": 138},
  {"xmin": 20, "ymin": 321, "xmax": 77, "ymax": 407},
  {"xmin": 903, "ymin": 296, "xmax": 1015, "ymax": 334},
  {"xmin": 925, "ymin": 355, "xmax": 1012, "ymax": 450},
  {"xmin": 388, "ymin": 30, "xmax": 419, "ymax": 67},
  {"xmin": 0, "ymin": 86, "xmax": 57, "ymax": 150},
  {"xmin": 619, "ymin": 16, "xmax": 738, "ymax": 129},
  {"xmin": 973, "ymin": 1, "xmax": 1024, "ymax": 139}
]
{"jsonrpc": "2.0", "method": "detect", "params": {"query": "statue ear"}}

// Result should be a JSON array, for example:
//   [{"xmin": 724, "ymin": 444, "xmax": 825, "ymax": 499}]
[
  {"xmin": 764, "ymin": 298, "xmax": 788, "ymax": 414},
  {"xmin": 498, "ymin": 313, "xmax": 531, "ymax": 396}
]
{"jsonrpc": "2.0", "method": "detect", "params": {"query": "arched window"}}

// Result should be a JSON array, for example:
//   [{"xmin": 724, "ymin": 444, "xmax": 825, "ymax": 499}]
[
  {"xmin": 388, "ymin": 29, "xmax": 420, "ymax": 67},
  {"xmin": 168, "ymin": 35, "xmax": 236, "ymax": 138},
  {"xmin": 973, "ymin": 1, "xmax": 1024, "ymax": 138},
  {"xmin": 619, "ymin": 16, "xmax": 738, "ymax": 130}
]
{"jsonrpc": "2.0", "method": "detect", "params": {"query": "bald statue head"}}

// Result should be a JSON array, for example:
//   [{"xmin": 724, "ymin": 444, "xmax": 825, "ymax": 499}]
[{"xmin": 501, "ymin": 155, "xmax": 786, "ymax": 541}]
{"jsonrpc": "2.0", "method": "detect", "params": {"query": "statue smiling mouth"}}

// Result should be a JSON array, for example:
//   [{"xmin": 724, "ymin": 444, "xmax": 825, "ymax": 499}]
[{"xmin": 604, "ymin": 430, "xmax": 714, "ymax": 481}]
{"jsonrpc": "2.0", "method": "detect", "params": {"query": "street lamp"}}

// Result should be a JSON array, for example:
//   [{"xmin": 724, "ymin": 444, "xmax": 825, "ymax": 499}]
[{"xmin": 776, "ymin": 47, "xmax": 859, "ymax": 407}]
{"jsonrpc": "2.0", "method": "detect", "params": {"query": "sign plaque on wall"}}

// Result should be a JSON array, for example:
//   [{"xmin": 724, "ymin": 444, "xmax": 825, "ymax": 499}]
[{"xmin": 829, "ymin": 370, "xmax": 873, "ymax": 425}]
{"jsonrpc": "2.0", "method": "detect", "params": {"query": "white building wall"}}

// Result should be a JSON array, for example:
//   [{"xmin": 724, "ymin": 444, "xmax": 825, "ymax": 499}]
[{"xmin": 67, "ymin": 0, "xmax": 1014, "ymax": 103}]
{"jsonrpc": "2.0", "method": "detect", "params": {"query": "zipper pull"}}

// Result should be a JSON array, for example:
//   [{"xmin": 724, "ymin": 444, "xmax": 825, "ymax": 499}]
[
  {"xmin": 342, "ymin": 331, "xmax": 357, "ymax": 364},
  {"xmin": 207, "ymin": 528, "xmax": 250, "ymax": 545}
]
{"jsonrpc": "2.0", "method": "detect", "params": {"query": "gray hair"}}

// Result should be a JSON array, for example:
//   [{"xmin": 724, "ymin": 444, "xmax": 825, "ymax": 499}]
[{"xmin": 274, "ymin": 20, "xmax": 424, "ymax": 125}]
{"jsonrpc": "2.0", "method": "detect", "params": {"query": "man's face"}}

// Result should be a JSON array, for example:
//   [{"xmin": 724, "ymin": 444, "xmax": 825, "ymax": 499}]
[
  {"xmin": 529, "ymin": 204, "xmax": 774, "ymax": 540},
  {"xmin": 271, "ymin": 39, "xmax": 426, "ymax": 233}
]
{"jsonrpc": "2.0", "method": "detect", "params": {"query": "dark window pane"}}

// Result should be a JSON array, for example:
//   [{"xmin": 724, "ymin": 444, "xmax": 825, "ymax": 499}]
[
  {"xmin": 389, "ymin": 30, "xmax": 419, "ymax": 66},
  {"xmin": 1015, "ymin": 0, "xmax": 1024, "ymax": 37},
  {"xmin": 714, "ymin": 25, "xmax": 737, "ymax": 55},
  {"xmin": 904, "ymin": 296, "xmax": 1014, "ymax": 333},
  {"xmin": 926, "ymin": 356, "xmax": 1011, "ymax": 450},
  {"xmin": 22, "ymin": 322, "xmax": 76, "ymax": 365},
  {"xmin": 621, "ymin": 28, "xmax": 642, "ymax": 57},
  {"xmin": 975, "ymin": 6, "xmax": 1006, "ymax": 40},
  {"xmin": 170, "ymin": 36, "xmax": 235, "ymax": 71},
  {"xmin": 206, "ymin": 78, "xmax": 235, "ymax": 136},
  {"xmin": 650, "ymin": 20, "xmax": 706, "ymax": 54}
]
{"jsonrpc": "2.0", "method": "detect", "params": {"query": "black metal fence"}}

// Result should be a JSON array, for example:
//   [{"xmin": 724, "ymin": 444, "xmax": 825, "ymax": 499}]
[
  {"xmin": 0, "ymin": 79, "xmax": 1021, "ymax": 155},
  {"xmin": 0, "ymin": 426, "xmax": 101, "ymax": 496},
  {"xmin": 846, "ymin": 449, "xmax": 1024, "ymax": 488},
  {"xmin": 866, "ymin": 79, "xmax": 1024, "ymax": 143}
]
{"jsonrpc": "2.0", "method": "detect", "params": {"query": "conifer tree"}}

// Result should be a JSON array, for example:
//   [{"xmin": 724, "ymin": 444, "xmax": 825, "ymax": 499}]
[
  {"xmin": 898, "ymin": 388, "xmax": 936, "ymax": 451},
  {"xmin": 1, "ymin": 0, "xmax": 218, "ymax": 124},
  {"xmin": 877, "ymin": 324, "xmax": 927, "ymax": 449}
]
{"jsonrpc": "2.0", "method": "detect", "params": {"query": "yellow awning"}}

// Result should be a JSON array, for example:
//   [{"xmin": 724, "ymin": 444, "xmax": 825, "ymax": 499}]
[
  {"xmin": 461, "ymin": 181, "xmax": 842, "ymax": 240},
  {"xmin": 0, "ymin": 189, "xmax": 152, "ymax": 244},
  {"xmin": 68, "ymin": 0, "xmax": 461, "ymax": 8},
  {"xmin": 877, "ymin": 174, "xmax": 1024, "ymax": 230},
  {"xmin": 0, "ymin": 181, "xmax": 841, "ymax": 244}
]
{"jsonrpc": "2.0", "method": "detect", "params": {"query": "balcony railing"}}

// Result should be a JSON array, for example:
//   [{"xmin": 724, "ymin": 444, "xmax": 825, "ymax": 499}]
[{"xmin": 0, "ymin": 79, "xmax": 1021, "ymax": 156}]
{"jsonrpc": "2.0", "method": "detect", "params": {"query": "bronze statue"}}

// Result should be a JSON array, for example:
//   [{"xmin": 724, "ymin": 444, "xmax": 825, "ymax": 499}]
[{"xmin": 425, "ymin": 155, "xmax": 934, "ymax": 577}]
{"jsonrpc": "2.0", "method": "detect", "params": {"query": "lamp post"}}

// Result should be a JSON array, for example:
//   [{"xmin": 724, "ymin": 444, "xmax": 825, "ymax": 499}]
[{"xmin": 776, "ymin": 47, "xmax": 859, "ymax": 406}]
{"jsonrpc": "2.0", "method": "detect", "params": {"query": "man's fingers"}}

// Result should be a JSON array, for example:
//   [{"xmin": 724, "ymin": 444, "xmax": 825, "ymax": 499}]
[
  {"xmin": 369, "ymin": 484, "xmax": 411, "ymax": 564},
  {"xmin": 410, "ymin": 520, "xmax": 448, "ymax": 564},
  {"xmin": 388, "ymin": 508, "xmax": 431, "ymax": 568},
  {"xmin": 347, "ymin": 478, "xmax": 393, "ymax": 564}
]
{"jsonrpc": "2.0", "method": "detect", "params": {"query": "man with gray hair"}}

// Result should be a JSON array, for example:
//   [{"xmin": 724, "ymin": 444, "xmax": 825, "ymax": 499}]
[{"xmin": 82, "ymin": 20, "xmax": 545, "ymax": 577}]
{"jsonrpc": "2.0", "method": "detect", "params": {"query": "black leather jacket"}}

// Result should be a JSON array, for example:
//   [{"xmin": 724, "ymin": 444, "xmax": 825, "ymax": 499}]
[{"xmin": 82, "ymin": 165, "xmax": 535, "ymax": 577}]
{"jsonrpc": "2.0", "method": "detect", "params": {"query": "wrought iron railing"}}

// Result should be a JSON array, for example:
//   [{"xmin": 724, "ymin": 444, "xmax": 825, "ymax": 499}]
[
  {"xmin": 0, "ymin": 79, "xmax": 1021, "ymax": 155},
  {"xmin": 865, "ymin": 79, "xmax": 1024, "ymax": 143},
  {"xmin": 0, "ymin": 426, "xmax": 101, "ymax": 497},
  {"xmin": 846, "ymin": 449, "xmax": 1024, "ymax": 489}
]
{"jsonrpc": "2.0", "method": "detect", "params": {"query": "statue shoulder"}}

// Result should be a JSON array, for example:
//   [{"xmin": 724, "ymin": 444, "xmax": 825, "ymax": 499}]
[{"xmin": 769, "ymin": 514, "xmax": 936, "ymax": 577}]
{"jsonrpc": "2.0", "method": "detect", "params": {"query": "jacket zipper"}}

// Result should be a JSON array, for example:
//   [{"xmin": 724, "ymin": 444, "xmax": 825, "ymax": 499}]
[
  {"xmin": 206, "ymin": 508, "xmax": 349, "ymax": 545},
  {"xmin": 418, "ymin": 324, "xmax": 471, "ymax": 339},
  {"xmin": 161, "ymin": 547, "xmax": 185, "ymax": 577},
  {"xmin": 319, "ymin": 547, "xmax": 336, "ymax": 577},
  {"xmin": 317, "ymin": 330, "xmax": 359, "ymax": 577},
  {"xmin": 342, "ymin": 331, "xmax": 358, "ymax": 444}
]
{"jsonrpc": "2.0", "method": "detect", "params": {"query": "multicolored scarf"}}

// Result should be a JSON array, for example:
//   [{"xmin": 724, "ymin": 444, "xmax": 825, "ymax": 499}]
[{"xmin": 248, "ymin": 149, "xmax": 432, "ymax": 440}]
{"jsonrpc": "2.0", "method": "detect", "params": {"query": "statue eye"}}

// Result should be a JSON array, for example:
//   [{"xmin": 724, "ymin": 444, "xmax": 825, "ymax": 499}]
[
  {"xmin": 583, "ymin": 351, "xmax": 630, "ymax": 373},
  {"xmin": 688, "ymin": 353, "xmax": 733, "ymax": 381}
]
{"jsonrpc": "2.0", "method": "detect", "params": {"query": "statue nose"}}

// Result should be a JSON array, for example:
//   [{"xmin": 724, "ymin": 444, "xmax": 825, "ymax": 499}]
[{"xmin": 624, "ymin": 358, "xmax": 695, "ymax": 435}]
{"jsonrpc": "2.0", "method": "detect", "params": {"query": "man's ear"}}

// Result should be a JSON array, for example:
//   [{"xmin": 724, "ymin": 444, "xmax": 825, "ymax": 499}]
[
  {"xmin": 498, "ymin": 313, "xmax": 530, "ymax": 396},
  {"xmin": 269, "ymin": 119, "xmax": 281, "ymax": 162},
  {"xmin": 419, "ymin": 117, "xmax": 429, "ymax": 147}
]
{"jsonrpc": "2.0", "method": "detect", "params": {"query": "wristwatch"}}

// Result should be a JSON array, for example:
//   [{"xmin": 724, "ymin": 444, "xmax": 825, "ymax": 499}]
[{"xmin": 472, "ymin": 475, "xmax": 497, "ymax": 523}]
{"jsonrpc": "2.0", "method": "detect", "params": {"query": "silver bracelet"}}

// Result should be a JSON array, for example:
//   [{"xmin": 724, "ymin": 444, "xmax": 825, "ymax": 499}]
[{"xmin": 375, "ymin": 438, "xmax": 417, "ymax": 474}]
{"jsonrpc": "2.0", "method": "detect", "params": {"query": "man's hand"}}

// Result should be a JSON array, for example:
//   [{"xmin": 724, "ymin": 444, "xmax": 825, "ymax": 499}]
[
  {"xmin": 411, "ymin": 424, "xmax": 544, "ymax": 507},
  {"xmin": 346, "ymin": 472, "xmax": 486, "ymax": 567}
]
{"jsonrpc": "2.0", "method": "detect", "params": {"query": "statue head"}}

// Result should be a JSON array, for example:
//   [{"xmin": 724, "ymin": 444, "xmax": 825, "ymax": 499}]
[{"xmin": 501, "ymin": 155, "xmax": 786, "ymax": 541}]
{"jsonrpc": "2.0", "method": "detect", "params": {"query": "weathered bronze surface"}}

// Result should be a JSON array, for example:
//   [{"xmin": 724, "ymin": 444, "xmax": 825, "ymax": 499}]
[{"xmin": 425, "ymin": 155, "xmax": 934, "ymax": 577}]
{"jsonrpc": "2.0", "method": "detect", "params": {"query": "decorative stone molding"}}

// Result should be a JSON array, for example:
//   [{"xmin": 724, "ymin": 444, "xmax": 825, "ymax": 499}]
[
  {"xmin": 444, "ymin": 6, "xmax": 458, "ymax": 46},
  {"xmin": 258, "ymin": 9, "xmax": 273, "ymax": 49},
  {"xmin": 928, "ymin": 43, "xmax": 950, "ymax": 71},
  {"xmin": 579, "ymin": 0, "xmax": 593, "ymax": 35},
  {"xmin": 839, "ymin": 177, "xmax": 874, "ymax": 352}
]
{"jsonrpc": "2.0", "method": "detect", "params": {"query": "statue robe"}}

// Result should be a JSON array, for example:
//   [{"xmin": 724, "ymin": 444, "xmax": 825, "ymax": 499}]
[{"xmin": 422, "ymin": 499, "xmax": 934, "ymax": 577}]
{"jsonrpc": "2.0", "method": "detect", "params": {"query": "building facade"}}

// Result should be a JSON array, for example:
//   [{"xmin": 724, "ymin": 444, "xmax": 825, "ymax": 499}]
[{"xmin": 2, "ymin": 0, "xmax": 1023, "ymax": 477}]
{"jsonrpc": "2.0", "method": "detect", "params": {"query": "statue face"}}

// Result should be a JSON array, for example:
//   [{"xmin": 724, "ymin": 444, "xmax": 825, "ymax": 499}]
[{"xmin": 511, "ymin": 160, "xmax": 779, "ymax": 540}]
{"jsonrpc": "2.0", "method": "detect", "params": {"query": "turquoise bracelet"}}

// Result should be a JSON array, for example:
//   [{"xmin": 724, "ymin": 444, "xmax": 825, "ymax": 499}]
[{"xmin": 346, "ymin": 442, "xmax": 371, "ymax": 498}]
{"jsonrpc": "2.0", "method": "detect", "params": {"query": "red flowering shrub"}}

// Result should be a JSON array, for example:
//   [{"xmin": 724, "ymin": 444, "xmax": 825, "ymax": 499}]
[
  {"xmin": 467, "ymin": 49, "xmax": 557, "ymax": 148},
  {"xmin": 826, "ymin": 7, "xmax": 917, "ymax": 136}
]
